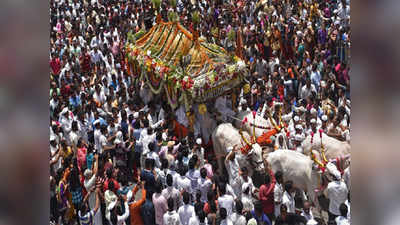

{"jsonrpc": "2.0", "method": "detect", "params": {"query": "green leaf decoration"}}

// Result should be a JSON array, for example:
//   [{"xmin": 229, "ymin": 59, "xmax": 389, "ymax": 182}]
[
  {"xmin": 192, "ymin": 11, "xmax": 200, "ymax": 24},
  {"xmin": 169, "ymin": 0, "xmax": 177, "ymax": 8},
  {"xmin": 152, "ymin": 0, "xmax": 161, "ymax": 11},
  {"xmin": 227, "ymin": 29, "xmax": 236, "ymax": 41}
]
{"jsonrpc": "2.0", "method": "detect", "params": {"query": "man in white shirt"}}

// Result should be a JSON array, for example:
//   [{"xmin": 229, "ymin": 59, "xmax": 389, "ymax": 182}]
[
  {"xmin": 219, "ymin": 208, "xmax": 233, "ymax": 225},
  {"xmin": 335, "ymin": 203, "xmax": 350, "ymax": 225},
  {"xmin": 90, "ymin": 46, "xmax": 104, "ymax": 64},
  {"xmin": 325, "ymin": 169, "xmax": 348, "ymax": 222},
  {"xmin": 224, "ymin": 146, "xmax": 240, "ymax": 197},
  {"xmin": 99, "ymin": 126, "xmax": 115, "ymax": 154},
  {"xmin": 178, "ymin": 191, "xmax": 195, "ymax": 225},
  {"xmin": 197, "ymin": 168, "xmax": 212, "ymax": 203},
  {"xmin": 186, "ymin": 158, "xmax": 200, "ymax": 197},
  {"xmin": 301, "ymin": 201, "xmax": 317, "ymax": 225},
  {"xmin": 162, "ymin": 174, "xmax": 182, "ymax": 210},
  {"xmin": 282, "ymin": 180, "xmax": 296, "ymax": 214},
  {"xmin": 176, "ymin": 167, "xmax": 192, "ymax": 195},
  {"xmin": 274, "ymin": 171, "xmax": 284, "ymax": 217},
  {"xmin": 343, "ymin": 166, "xmax": 350, "ymax": 191},
  {"xmin": 164, "ymin": 198, "xmax": 181, "ymax": 225},
  {"xmin": 234, "ymin": 167, "xmax": 254, "ymax": 200},
  {"xmin": 300, "ymin": 79, "xmax": 317, "ymax": 100},
  {"xmin": 229, "ymin": 200, "xmax": 247, "ymax": 225},
  {"xmin": 217, "ymin": 183, "xmax": 235, "ymax": 215}
]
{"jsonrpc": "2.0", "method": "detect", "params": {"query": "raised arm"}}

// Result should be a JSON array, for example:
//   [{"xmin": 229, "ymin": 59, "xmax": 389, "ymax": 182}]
[
  {"xmin": 93, "ymin": 153, "xmax": 99, "ymax": 175},
  {"xmin": 94, "ymin": 187, "xmax": 101, "ymax": 214}
]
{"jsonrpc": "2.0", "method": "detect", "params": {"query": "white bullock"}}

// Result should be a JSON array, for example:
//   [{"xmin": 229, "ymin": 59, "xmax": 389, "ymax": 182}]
[
  {"xmin": 265, "ymin": 150, "xmax": 329, "ymax": 210},
  {"xmin": 302, "ymin": 132, "xmax": 351, "ymax": 170},
  {"xmin": 212, "ymin": 123, "xmax": 265, "ymax": 177}
]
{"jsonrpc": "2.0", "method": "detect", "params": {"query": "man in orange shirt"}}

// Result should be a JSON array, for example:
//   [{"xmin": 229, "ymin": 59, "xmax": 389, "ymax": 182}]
[{"xmin": 128, "ymin": 181, "xmax": 147, "ymax": 225}]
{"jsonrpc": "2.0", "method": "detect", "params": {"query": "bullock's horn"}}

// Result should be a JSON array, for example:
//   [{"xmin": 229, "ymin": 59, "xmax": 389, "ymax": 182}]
[
  {"xmin": 239, "ymin": 128, "xmax": 252, "ymax": 148},
  {"xmin": 311, "ymin": 152, "xmax": 325, "ymax": 168}
]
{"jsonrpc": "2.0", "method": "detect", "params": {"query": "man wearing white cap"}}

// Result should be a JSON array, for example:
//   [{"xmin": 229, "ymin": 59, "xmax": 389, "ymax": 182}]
[
  {"xmin": 288, "ymin": 124, "xmax": 304, "ymax": 150},
  {"xmin": 324, "ymin": 164, "xmax": 348, "ymax": 223},
  {"xmin": 319, "ymin": 115, "xmax": 329, "ymax": 133},
  {"xmin": 292, "ymin": 134, "xmax": 304, "ymax": 153},
  {"xmin": 59, "ymin": 107, "xmax": 72, "ymax": 142},
  {"xmin": 306, "ymin": 118, "xmax": 317, "ymax": 136},
  {"xmin": 190, "ymin": 138, "xmax": 205, "ymax": 167},
  {"xmin": 224, "ymin": 146, "xmax": 241, "ymax": 197}
]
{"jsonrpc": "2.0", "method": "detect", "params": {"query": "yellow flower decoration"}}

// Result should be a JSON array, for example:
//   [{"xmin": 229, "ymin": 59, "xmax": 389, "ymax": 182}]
[
  {"xmin": 243, "ymin": 83, "xmax": 250, "ymax": 94},
  {"xmin": 198, "ymin": 104, "xmax": 207, "ymax": 115}
]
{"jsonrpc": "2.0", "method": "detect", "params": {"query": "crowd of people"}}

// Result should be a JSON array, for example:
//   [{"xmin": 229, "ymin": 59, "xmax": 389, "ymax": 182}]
[{"xmin": 49, "ymin": 0, "xmax": 351, "ymax": 224}]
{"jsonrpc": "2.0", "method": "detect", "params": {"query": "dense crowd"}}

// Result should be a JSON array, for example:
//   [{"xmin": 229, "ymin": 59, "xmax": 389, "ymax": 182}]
[{"xmin": 49, "ymin": 0, "xmax": 350, "ymax": 224}]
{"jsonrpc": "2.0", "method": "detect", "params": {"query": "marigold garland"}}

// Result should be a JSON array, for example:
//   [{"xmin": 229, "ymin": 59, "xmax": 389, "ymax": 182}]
[{"xmin": 198, "ymin": 103, "xmax": 207, "ymax": 115}]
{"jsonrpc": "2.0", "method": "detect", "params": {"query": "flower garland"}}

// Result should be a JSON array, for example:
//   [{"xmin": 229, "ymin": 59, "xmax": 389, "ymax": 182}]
[
  {"xmin": 252, "ymin": 111, "xmax": 257, "ymax": 143},
  {"xmin": 243, "ymin": 83, "xmax": 250, "ymax": 94},
  {"xmin": 145, "ymin": 71, "xmax": 164, "ymax": 94},
  {"xmin": 239, "ymin": 126, "xmax": 252, "ymax": 155},
  {"xmin": 164, "ymin": 84, "xmax": 179, "ymax": 109},
  {"xmin": 319, "ymin": 129, "xmax": 328, "ymax": 163},
  {"xmin": 309, "ymin": 131, "xmax": 326, "ymax": 170},
  {"xmin": 198, "ymin": 103, "xmax": 207, "ymax": 115},
  {"xmin": 267, "ymin": 111, "xmax": 281, "ymax": 132}
]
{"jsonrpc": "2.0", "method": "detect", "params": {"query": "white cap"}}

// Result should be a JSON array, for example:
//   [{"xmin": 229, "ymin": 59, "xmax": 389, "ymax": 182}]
[
  {"xmin": 294, "ymin": 116, "xmax": 300, "ymax": 122},
  {"xmin": 295, "ymin": 124, "xmax": 303, "ymax": 130},
  {"xmin": 116, "ymin": 131, "xmax": 123, "ymax": 141},
  {"xmin": 331, "ymin": 169, "xmax": 341, "ymax": 180},
  {"xmin": 295, "ymin": 134, "xmax": 303, "ymax": 141},
  {"xmin": 282, "ymin": 114, "xmax": 291, "ymax": 122},
  {"xmin": 310, "ymin": 118, "xmax": 316, "ymax": 124},
  {"xmin": 321, "ymin": 115, "xmax": 328, "ymax": 121},
  {"xmin": 114, "ymin": 139, "xmax": 121, "ymax": 145},
  {"xmin": 196, "ymin": 138, "xmax": 202, "ymax": 145},
  {"xmin": 310, "ymin": 108, "xmax": 317, "ymax": 115},
  {"xmin": 227, "ymin": 146, "xmax": 233, "ymax": 152},
  {"xmin": 94, "ymin": 119, "xmax": 101, "ymax": 126},
  {"xmin": 133, "ymin": 112, "xmax": 139, "ymax": 119},
  {"xmin": 61, "ymin": 107, "xmax": 69, "ymax": 115}
]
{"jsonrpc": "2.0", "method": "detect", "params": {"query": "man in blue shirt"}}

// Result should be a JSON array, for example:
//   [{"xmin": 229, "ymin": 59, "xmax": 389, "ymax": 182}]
[
  {"xmin": 140, "ymin": 190, "xmax": 156, "ymax": 225},
  {"xmin": 69, "ymin": 91, "xmax": 81, "ymax": 110},
  {"xmin": 140, "ymin": 158, "xmax": 156, "ymax": 194},
  {"xmin": 251, "ymin": 201, "xmax": 272, "ymax": 225}
]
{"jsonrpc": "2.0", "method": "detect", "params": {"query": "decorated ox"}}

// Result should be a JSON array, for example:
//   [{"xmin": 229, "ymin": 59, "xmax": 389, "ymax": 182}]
[
  {"xmin": 211, "ymin": 123, "xmax": 264, "ymax": 178},
  {"xmin": 265, "ymin": 150, "xmax": 330, "ymax": 211},
  {"xmin": 302, "ymin": 131, "xmax": 351, "ymax": 172}
]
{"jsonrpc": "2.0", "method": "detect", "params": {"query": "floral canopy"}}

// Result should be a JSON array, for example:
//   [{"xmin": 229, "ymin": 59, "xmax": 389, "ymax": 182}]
[{"xmin": 125, "ymin": 16, "xmax": 249, "ymax": 110}]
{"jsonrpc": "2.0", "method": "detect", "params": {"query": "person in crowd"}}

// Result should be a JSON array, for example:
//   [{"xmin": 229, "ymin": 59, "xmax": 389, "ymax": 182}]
[
  {"xmin": 178, "ymin": 191, "xmax": 196, "ymax": 225},
  {"xmin": 163, "ymin": 198, "xmax": 181, "ymax": 225}
]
